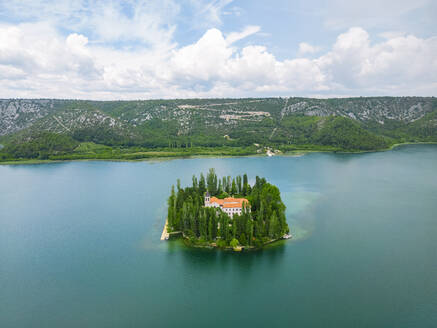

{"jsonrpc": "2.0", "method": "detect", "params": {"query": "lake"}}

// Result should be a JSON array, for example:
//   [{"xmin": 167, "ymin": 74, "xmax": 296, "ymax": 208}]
[{"xmin": 1, "ymin": 145, "xmax": 436, "ymax": 328}]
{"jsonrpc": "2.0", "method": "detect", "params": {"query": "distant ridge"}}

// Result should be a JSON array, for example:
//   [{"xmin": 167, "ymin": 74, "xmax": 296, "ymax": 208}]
[{"xmin": 0, "ymin": 97, "xmax": 436, "ymax": 161}]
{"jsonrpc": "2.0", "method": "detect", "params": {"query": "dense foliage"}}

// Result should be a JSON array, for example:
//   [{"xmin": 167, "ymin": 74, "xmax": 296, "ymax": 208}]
[
  {"xmin": 314, "ymin": 116, "xmax": 389, "ymax": 150},
  {"xmin": 0, "ymin": 132, "xmax": 78, "ymax": 160},
  {"xmin": 167, "ymin": 169, "xmax": 290, "ymax": 248},
  {"xmin": 1, "ymin": 97, "xmax": 436, "ymax": 162}
]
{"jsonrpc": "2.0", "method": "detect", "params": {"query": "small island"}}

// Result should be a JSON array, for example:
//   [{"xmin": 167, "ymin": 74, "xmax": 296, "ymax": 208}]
[{"xmin": 165, "ymin": 168, "xmax": 291, "ymax": 250}]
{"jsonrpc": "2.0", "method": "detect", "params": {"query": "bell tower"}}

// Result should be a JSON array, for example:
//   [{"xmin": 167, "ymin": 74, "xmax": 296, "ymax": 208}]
[{"xmin": 205, "ymin": 191, "xmax": 210, "ymax": 205}]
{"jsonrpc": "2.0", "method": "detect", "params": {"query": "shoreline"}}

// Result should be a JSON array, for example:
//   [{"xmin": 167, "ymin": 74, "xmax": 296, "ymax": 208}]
[
  {"xmin": 162, "ymin": 218, "xmax": 291, "ymax": 251},
  {"xmin": 170, "ymin": 233, "xmax": 291, "ymax": 251},
  {"xmin": 1, "ymin": 142, "xmax": 436, "ymax": 165},
  {"xmin": 160, "ymin": 219, "xmax": 169, "ymax": 241}
]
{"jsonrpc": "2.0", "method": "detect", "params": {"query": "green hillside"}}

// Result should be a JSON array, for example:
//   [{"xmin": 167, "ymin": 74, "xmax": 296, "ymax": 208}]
[{"xmin": 0, "ymin": 97, "xmax": 436, "ymax": 162}]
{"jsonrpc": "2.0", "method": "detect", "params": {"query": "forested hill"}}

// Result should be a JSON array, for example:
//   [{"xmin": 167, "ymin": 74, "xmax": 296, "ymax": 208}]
[{"xmin": 0, "ymin": 97, "xmax": 436, "ymax": 161}]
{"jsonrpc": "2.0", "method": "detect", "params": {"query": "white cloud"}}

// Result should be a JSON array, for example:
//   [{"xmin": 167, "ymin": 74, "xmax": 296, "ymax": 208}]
[
  {"xmin": 318, "ymin": 27, "xmax": 437, "ymax": 92},
  {"xmin": 225, "ymin": 25, "xmax": 260, "ymax": 45},
  {"xmin": 83, "ymin": 1, "xmax": 179, "ymax": 47},
  {"xmin": 170, "ymin": 28, "xmax": 231, "ymax": 82},
  {"xmin": 0, "ymin": 23, "xmax": 436, "ymax": 99},
  {"xmin": 0, "ymin": 65, "xmax": 26, "ymax": 80},
  {"xmin": 188, "ymin": 0, "xmax": 234, "ymax": 28},
  {"xmin": 0, "ymin": 0, "xmax": 180, "ymax": 48},
  {"xmin": 298, "ymin": 42, "xmax": 321, "ymax": 56}
]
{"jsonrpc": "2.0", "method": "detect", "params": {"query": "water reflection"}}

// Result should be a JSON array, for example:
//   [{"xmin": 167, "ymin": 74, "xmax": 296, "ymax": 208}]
[{"xmin": 171, "ymin": 241, "xmax": 286, "ymax": 272}]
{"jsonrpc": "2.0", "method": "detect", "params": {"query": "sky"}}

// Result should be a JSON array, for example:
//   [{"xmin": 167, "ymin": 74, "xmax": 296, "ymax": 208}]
[{"xmin": 0, "ymin": 0, "xmax": 436, "ymax": 99}]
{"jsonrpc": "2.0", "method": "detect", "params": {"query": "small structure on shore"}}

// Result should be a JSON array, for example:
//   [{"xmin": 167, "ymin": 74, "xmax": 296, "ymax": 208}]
[{"xmin": 160, "ymin": 219, "xmax": 170, "ymax": 240}]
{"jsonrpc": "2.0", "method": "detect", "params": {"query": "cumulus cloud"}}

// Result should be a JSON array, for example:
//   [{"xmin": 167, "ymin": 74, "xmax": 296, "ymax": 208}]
[
  {"xmin": 0, "ymin": 23, "xmax": 436, "ymax": 99},
  {"xmin": 298, "ymin": 42, "xmax": 321, "ymax": 56},
  {"xmin": 170, "ymin": 28, "xmax": 232, "ymax": 82},
  {"xmin": 317, "ymin": 27, "xmax": 437, "ymax": 92}
]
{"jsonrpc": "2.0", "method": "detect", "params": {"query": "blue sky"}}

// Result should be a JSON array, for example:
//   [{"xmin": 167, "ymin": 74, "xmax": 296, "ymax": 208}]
[{"xmin": 0, "ymin": 0, "xmax": 436, "ymax": 99}]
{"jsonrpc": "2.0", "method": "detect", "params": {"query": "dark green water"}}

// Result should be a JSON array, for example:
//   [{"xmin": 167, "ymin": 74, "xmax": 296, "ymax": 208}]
[{"xmin": 1, "ymin": 145, "xmax": 436, "ymax": 328}]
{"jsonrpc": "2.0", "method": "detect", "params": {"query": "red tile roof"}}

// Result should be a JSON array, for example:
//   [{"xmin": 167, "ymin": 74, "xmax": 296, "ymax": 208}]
[{"xmin": 209, "ymin": 196, "xmax": 249, "ymax": 209}]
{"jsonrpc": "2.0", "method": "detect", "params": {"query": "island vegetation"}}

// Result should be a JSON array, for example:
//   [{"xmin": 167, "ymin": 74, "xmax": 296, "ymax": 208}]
[{"xmin": 166, "ymin": 169, "xmax": 290, "ymax": 250}]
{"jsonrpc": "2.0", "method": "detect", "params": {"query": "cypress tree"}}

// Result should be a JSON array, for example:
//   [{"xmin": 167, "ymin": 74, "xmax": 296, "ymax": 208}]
[
  {"xmin": 268, "ymin": 211, "xmax": 279, "ymax": 239},
  {"xmin": 246, "ymin": 219, "xmax": 254, "ymax": 246},
  {"xmin": 199, "ymin": 209, "xmax": 207, "ymax": 239},
  {"xmin": 199, "ymin": 173, "xmax": 206, "ymax": 194},
  {"xmin": 232, "ymin": 220, "xmax": 237, "ymax": 239},
  {"xmin": 227, "ymin": 176, "xmax": 232, "ymax": 193},
  {"xmin": 256, "ymin": 201, "xmax": 265, "ymax": 237},
  {"xmin": 182, "ymin": 202, "xmax": 189, "ymax": 231},
  {"xmin": 211, "ymin": 212, "xmax": 218, "ymax": 240},
  {"xmin": 217, "ymin": 179, "xmax": 223, "ymax": 194},
  {"xmin": 167, "ymin": 185, "xmax": 176, "ymax": 228},
  {"xmin": 192, "ymin": 175, "xmax": 198, "ymax": 190},
  {"xmin": 236, "ymin": 175, "xmax": 242, "ymax": 194},
  {"xmin": 243, "ymin": 174, "xmax": 248, "ymax": 195},
  {"xmin": 207, "ymin": 168, "xmax": 217, "ymax": 195},
  {"xmin": 208, "ymin": 216, "xmax": 213, "ymax": 241},
  {"xmin": 231, "ymin": 178, "xmax": 237, "ymax": 195},
  {"xmin": 225, "ymin": 216, "xmax": 232, "ymax": 243}
]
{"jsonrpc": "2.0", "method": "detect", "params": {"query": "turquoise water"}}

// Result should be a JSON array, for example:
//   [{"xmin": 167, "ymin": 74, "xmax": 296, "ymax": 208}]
[{"xmin": 1, "ymin": 145, "xmax": 436, "ymax": 327}]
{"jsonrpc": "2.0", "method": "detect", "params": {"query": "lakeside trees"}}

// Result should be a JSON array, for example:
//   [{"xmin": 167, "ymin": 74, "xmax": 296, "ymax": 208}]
[
  {"xmin": 0, "ymin": 132, "xmax": 79, "ymax": 160},
  {"xmin": 167, "ymin": 168, "xmax": 289, "ymax": 248}
]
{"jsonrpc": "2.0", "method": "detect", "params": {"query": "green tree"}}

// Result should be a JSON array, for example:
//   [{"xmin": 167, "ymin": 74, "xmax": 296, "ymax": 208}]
[
  {"xmin": 230, "ymin": 238, "xmax": 240, "ymax": 248},
  {"xmin": 199, "ymin": 173, "xmax": 206, "ymax": 194},
  {"xmin": 243, "ymin": 174, "xmax": 248, "ymax": 195},
  {"xmin": 217, "ymin": 179, "xmax": 223, "ymax": 194},
  {"xmin": 246, "ymin": 219, "xmax": 254, "ymax": 246},
  {"xmin": 240, "ymin": 233, "xmax": 247, "ymax": 245},
  {"xmin": 167, "ymin": 185, "xmax": 176, "ymax": 228},
  {"xmin": 181, "ymin": 202, "xmax": 189, "ymax": 231},
  {"xmin": 207, "ymin": 216, "xmax": 213, "ymax": 241},
  {"xmin": 192, "ymin": 175, "xmax": 198, "ymax": 190},
  {"xmin": 255, "ymin": 201, "xmax": 265, "ymax": 237},
  {"xmin": 199, "ymin": 209, "xmax": 207, "ymax": 239},
  {"xmin": 207, "ymin": 168, "xmax": 218, "ymax": 195},
  {"xmin": 268, "ymin": 211, "xmax": 279, "ymax": 239},
  {"xmin": 231, "ymin": 178, "xmax": 237, "ymax": 195},
  {"xmin": 236, "ymin": 175, "xmax": 242, "ymax": 194},
  {"xmin": 222, "ymin": 177, "xmax": 227, "ymax": 193}
]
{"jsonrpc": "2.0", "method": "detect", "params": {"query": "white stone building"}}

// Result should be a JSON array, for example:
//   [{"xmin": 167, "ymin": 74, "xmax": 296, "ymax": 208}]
[{"xmin": 204, "ymin": 191, "xmax": 250, "ymax": 218}]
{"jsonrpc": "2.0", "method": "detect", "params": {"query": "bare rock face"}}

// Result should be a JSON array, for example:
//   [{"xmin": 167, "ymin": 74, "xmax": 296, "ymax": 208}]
[
  {"xmin": 32, "ymin": 108, "xmax": 124, "ymax": 133},
  {"xmin": 0, "ymin": 97, "xmax": 435, "ymax": 138},
  {"xmin": 279, "ymin": 97, "xmax": 433, "ymax": 123},
  {"xmin": 0, "ymin": 99, "xmax": 62, "ymax": 136}
]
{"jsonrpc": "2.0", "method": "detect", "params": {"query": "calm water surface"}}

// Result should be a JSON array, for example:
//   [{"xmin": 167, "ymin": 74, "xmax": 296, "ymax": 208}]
[{"xmin": 1, "ymin": 145, "xmax": 436, "ymax": 327}]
